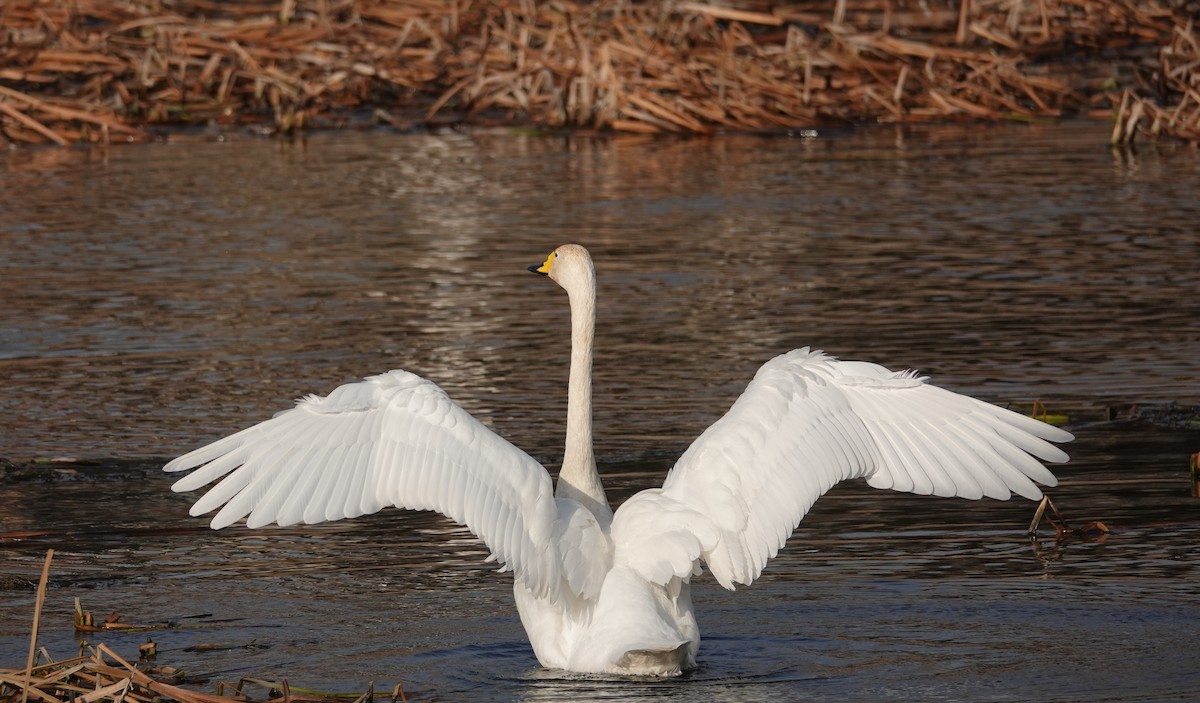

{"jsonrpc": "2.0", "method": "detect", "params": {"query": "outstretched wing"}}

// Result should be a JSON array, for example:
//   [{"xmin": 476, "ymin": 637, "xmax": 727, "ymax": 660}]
[
  {"xmin": 614, "ymin": 348, "xmax": 1071, "ymax": 590},
  {"xmin": 164, "ymin": 370, "xmax": 563, "ymax": 598}
]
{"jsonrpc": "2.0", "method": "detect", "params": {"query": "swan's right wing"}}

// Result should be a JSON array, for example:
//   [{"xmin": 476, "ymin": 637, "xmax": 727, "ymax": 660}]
[
  {"xmin": 164, "ymin": 370, "xmax": 564, "ymax": 598},
  {"xmin": 614, "ymin": 348, "xmax": 1071, "ymax": 590}
]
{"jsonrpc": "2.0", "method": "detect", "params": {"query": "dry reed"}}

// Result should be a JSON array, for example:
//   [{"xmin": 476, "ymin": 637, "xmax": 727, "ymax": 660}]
[
  {"xmin": 1, "ymin": 642, "xmax": 405, "ymax": 703},
  {"xmin": 0, "ymin": 1, "xmax": 1196, "ymax": 145}
]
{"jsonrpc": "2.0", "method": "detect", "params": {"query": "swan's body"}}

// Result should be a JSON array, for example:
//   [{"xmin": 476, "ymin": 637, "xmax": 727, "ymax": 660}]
[{"xmin": 165, "ymin": 244, "xmax": 1072, "ymax": 676}]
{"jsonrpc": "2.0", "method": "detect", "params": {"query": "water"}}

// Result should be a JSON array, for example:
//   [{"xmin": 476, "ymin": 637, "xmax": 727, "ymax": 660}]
[{"xmin": 2, "ymin": 122, "xmax": 1200, "ymax": 701}]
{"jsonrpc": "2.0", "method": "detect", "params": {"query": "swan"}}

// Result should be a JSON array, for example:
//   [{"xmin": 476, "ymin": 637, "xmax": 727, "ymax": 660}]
[{"xmin": 164, "ymin": 243, "xmax": 1072, "ymax": 676}]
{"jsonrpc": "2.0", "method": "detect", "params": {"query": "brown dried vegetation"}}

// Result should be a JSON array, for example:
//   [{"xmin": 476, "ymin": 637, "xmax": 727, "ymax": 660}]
[
  {"xmin": 2, "ymin": 552, "xmax": 403, "ymax": 703},
  {"xmin": 1, "ymin": 642, "xmax": 405, "ymax": 703},
  {"xmin": 0, "ymin": 0, "xmax": 1196, "ymax": 145}
]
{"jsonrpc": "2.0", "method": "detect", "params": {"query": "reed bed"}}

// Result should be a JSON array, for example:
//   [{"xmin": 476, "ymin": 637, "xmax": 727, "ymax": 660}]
[
  {"xmin": 1, "ymin": 0, "xmax": 1196, "ymax": 145},
  {"xmin": 1111, "ymin": 15, "xmax": 1200, "ymax": 144}
]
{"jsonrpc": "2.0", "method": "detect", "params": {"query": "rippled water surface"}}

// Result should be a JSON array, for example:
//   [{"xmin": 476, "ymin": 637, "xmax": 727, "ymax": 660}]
[{"xmin": 3, "ymin": 122, "xmax": 1200, "ymax": 701}]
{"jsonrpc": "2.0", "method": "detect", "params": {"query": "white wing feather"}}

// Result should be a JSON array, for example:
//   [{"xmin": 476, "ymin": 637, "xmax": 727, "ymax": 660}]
[
  {"xmin": 617, "ymin": 348, "xmax": 1071, "ymax": 590},
  {"xmin": 164, "ymin": 370, "xmax": 563, "ymax": 599}
]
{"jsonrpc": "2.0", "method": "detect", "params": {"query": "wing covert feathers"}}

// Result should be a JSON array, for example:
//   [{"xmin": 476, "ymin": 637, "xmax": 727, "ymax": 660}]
[
  {"xmin": 164, "ymin": 370, "xmax": 564, "ymax": 599},
  {"xmin": 632, "ymin": 348, "xmax": 1070, "ymax": 590}
]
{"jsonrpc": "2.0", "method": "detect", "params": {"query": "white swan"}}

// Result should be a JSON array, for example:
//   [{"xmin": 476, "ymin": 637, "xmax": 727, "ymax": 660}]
[{"xmin": 164, "ymin": 244, "xmax": 1072, "ymax": 676}]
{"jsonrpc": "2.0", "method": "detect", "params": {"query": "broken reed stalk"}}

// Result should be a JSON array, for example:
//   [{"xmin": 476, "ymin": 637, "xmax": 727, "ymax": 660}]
[
  {"xmin": 1027, "ymin": 497, "xmax": 1051, "ymax": 535},
  {"xmin": 1028, "ymin": 496, "xmax": 1110, "ymax": 539},
  {"xmin": 390, "ymin": 683, "xmax": 407, "ymax": 703},
  {"xmin": 21, "ymin": 549, "xmax": 54, "ymax": 703}
]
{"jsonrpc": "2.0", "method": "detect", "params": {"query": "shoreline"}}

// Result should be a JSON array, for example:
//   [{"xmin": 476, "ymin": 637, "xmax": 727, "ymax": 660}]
[{"xmin": 1, "ymin": 1, "xmax": 1197, "ymax": 147}]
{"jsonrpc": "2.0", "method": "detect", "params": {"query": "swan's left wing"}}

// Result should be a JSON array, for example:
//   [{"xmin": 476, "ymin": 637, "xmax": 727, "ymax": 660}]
[
  {"xmin": 164, "ymin": 370, "xmax": 563, "ymax": 598},
  {"xmin": 615, "ymin": 348, "xmax": 1071, "ymax": 590}
]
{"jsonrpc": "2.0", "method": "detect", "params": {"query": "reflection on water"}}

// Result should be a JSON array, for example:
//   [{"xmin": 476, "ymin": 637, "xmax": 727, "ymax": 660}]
[
  {"xmin": 3, "ymin": 122, "xmax": 1200, "ymax": 701},
  {"xmin": 3, "ymin": 123, "xmax": 1200, "ymax": 461}
]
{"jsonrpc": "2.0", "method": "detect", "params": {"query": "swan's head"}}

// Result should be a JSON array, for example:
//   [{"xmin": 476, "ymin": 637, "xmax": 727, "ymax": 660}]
[{"xmin": 528, "ymin": 244, "xmax": 595, "ymax": 295}]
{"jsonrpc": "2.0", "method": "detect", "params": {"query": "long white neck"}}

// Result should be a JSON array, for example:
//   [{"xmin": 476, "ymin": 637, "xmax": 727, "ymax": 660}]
[{"xmin": 557, "ymin": 274, "xmax": 611, "ymax": 519}]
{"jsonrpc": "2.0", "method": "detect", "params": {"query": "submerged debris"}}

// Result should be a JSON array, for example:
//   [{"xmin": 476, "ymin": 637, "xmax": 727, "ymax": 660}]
[
  {"xmin": 1106, "ymin": 402, "xmax": 1200, "ymax": 428},
  {"xmin": 0, "ymin": 0, "xmax": 1197, "ymax": 145},
  {"xmin": 1191, "ymin": 450, "xmax": 1199, "ymax": 498},
  {"xmin": 75, "ymin": 598, "xmax": 147, "ymax": 633},
  {"xmin": 1030, "ymin": 400, "xmax": 1070, "ymax": 427}
]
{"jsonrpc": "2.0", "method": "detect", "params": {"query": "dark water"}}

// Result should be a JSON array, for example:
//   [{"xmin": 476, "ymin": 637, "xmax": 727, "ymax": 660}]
[{"xmin": 2, "ymin": 122, "xmax": 1200, "ymax": 701}]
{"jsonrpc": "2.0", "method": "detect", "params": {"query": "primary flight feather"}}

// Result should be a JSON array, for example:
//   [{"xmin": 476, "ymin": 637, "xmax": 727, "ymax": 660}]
[{"xmin": 165, "ymin": 244, "xmax": 1072, "ymax": 675}]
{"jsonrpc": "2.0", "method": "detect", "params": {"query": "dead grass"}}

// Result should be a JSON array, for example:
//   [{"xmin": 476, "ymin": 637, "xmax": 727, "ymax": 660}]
[{"xmin": 0, "ymin": 2, "xmax": 1195, "ymax": 142}]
